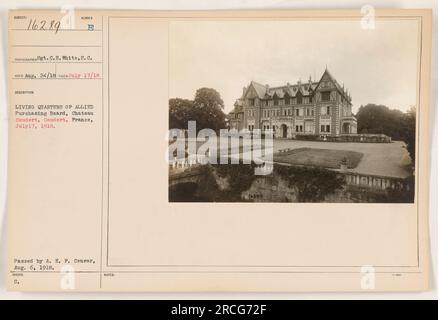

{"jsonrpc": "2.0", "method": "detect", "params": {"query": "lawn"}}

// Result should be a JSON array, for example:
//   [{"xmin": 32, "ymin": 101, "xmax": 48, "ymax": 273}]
[{"xmin": 273, "ymin": 147, "xmax": 363, "ymax": 169}]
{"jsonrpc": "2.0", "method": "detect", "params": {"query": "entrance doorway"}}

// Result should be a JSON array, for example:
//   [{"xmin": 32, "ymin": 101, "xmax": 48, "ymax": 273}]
[{"xmin": 281, "ymin": 124, "xmax": 288, "ymax": 138}]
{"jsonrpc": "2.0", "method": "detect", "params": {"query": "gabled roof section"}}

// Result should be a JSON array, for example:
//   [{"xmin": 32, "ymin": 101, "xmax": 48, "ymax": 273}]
[
  {"xmin": 315, "ymin": 69, "xmax": 337, "ymax": 90},
  {"xmin": 315, "ymin": 68, "xmax": 352, "ymax": 102},
  {"xmin": 244, "ymin": 81, "xmax": 267, "ymax": 99},
  {"xmin": 270, "ymin": 88, "xmax": 285, "ymax": 98}
]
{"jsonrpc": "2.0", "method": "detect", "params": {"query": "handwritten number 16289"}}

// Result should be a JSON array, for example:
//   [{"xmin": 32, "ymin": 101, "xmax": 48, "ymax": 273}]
[{"xmin": 27, "ymin": 19, "xmax": 61, "ymax": 34}]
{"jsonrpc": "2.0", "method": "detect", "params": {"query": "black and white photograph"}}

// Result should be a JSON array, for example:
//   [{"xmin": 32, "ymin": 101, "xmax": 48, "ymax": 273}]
[{"xmin": 168, "ymin": 19, "xmax": 419, "ymax": 203}]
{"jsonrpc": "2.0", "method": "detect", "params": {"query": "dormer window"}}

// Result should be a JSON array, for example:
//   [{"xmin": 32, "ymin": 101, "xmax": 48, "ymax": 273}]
[{"xmin": 284, "ymin": 93, "xmax": 290, "ymax": 105}]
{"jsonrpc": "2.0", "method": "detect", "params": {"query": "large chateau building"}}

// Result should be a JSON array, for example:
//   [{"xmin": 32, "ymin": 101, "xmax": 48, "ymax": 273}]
[{"xmin": 228, "ymin": 69, "xmax": 357, "ymax": 138}]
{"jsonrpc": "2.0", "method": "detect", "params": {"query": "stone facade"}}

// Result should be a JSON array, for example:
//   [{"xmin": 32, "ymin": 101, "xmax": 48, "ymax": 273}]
[{"xmin": 228, "ymin": 69, "xmax": 357, "ymax": 138}]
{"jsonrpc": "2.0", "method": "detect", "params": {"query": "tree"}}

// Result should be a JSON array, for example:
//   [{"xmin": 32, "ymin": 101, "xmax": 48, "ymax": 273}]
[
  {"xmin": 356, "ymin": 103, "xmax": 416, "ymax": 170},
  {"xmin": 193, "ymin": 88, "xmax": 227, "ymax": 132},
  {"xmin": 168, "ymin": 88, "xmax": 227, "ymax": 133},
  {"xmin": 356, "ymin": 104, "xmax": 405, "ymax": 140},
  {"xmin": 169, "ymin": 98, "xmax": 194, "ymax": 129},
  {"xmin": 400, "ymin": 106, "xmax": 416, "ymax": 165}
]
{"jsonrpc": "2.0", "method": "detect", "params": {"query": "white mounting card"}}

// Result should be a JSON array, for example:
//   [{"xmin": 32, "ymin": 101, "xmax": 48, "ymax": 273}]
[{"xmin": 7, "ymin": 9, "xmax": 432, "ymax": 292}]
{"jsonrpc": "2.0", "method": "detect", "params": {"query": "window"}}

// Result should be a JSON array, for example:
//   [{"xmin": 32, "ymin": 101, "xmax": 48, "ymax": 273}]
[
  {"xmin": 305, "ymin": 122, "xmax": 314, "ymax": 133},
  {"xmin": 309, "ymin": 96, "xmax": 313, "ymax": 103},
  {"xmin": 297, "ymin": 95, "xmax": 303, "ymax": 104},
  {"xmin": 321, "ymin": 91, "xmax": 331, "ymax": 101},
  {"xmin": 320, "ymin": 106, "xmax": 331, "ymax": 116},
  {"xmin": 274, "ymin": 97, "xmax": 279, "ymax": 106},
  {"xmin": 295, "ymin": 109, "xmax": 300, "ymax": 116},
  {"xmin": 249, "ymin": 98, "xmax": 255, "ymax": 106},
  {"xmin": 285, "ymin": 97, "xmax": 290, "ymax": 105},
  {"xmin": 320, "ymin": 125, "xmax": 331, "ymax": 133},
  {"xmin": 295, "ymin": 125, "xmax": 303, "ymax": 133}
]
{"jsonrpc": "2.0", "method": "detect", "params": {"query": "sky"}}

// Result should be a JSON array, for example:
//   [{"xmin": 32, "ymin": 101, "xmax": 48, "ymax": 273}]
[{"xmin": 169, "ymin": 19, "xmax": 419, "ymax": 113}]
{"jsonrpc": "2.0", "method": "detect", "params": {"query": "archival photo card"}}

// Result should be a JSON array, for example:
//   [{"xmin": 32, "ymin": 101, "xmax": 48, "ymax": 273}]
[{"xmin": 7, "ymin": 9, "xmax": 431, "ymax": 292}]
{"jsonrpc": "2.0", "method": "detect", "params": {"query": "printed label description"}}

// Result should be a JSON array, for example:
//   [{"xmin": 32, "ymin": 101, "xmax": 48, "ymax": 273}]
[{"xmin": 10, "ymin": 12, "xmax": 102, "ymax": 130}]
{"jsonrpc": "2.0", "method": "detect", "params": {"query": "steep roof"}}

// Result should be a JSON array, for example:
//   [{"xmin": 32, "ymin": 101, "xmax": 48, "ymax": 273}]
[
  {"xmin": 315, "ymin": 68, "xmax": 352, "ymax": 102},
  {"xmin": 249, "ymin": 81, "xmax": 268, "ymax": 98},
  {"xmin": 243, "ymin": 69, "xmax": 351, "ymax": 102},
  {"xmin": 244, "ymin": 79, "xmax": 318, "ymax": 99},
  {"xmin": 268, "ymin": 82, "xmax": 317, "ymax": 98}
]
